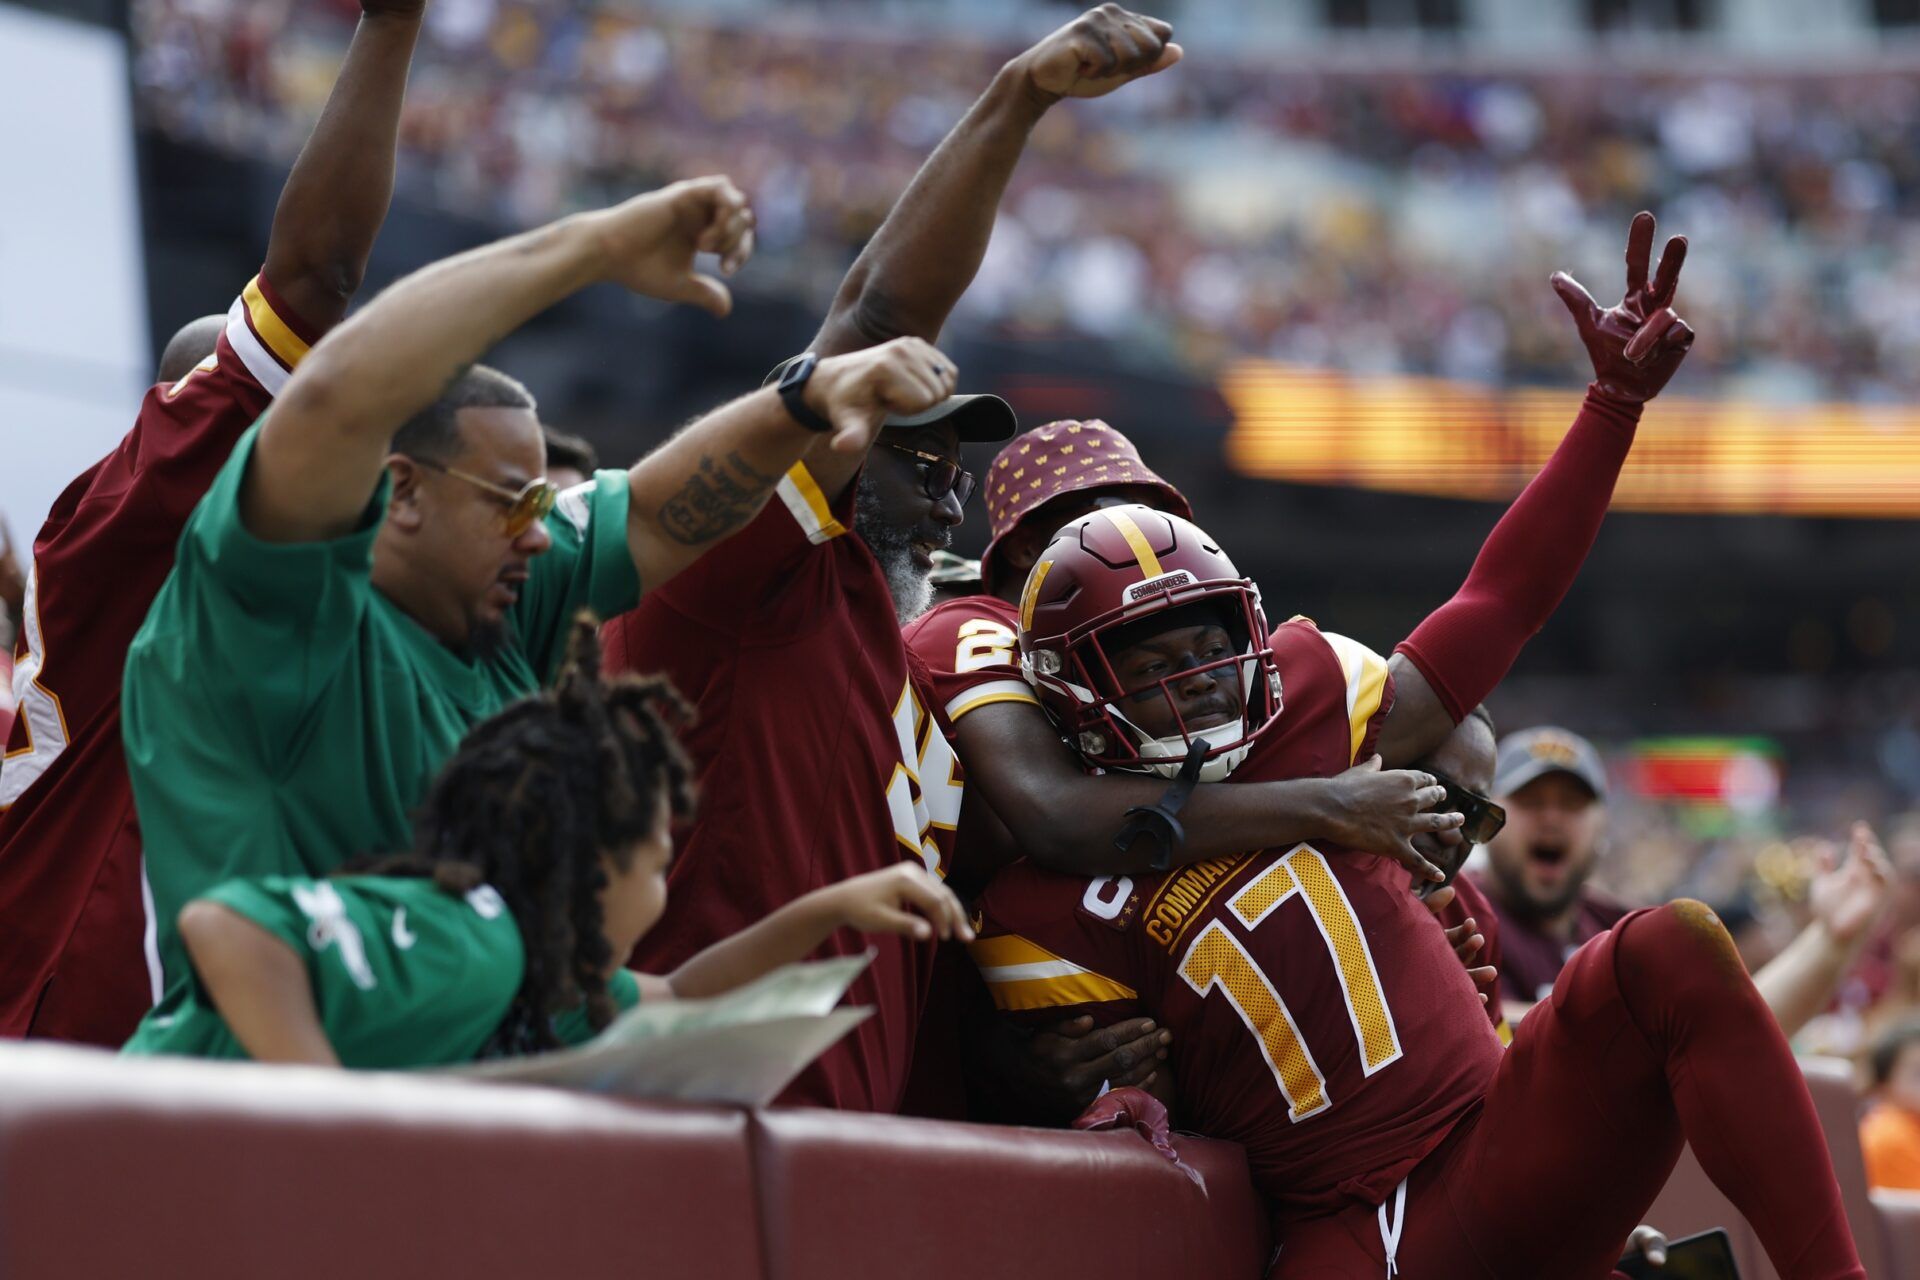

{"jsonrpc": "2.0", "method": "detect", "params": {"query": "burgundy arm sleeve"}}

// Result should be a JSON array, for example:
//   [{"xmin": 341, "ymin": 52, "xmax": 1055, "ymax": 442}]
[{"xmin": 1394, "ymin": 386, "xmax": 1642, "ymax": 722}]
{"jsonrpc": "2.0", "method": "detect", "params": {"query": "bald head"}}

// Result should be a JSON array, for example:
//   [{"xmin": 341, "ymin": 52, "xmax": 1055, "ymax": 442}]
[{"xmin": 156, "ymin": 315, "xmax": 226, "ymax": 385}]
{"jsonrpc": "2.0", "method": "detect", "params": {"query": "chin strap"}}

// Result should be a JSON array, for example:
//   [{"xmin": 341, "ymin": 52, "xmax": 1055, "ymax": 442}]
[{"xmin": 1113, "ymin": 738, "xmax": 1210, "ymax": 872}]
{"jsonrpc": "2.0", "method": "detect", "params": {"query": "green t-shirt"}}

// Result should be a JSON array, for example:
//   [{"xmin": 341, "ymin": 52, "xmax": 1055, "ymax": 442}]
[
  {"xmin": 123, "ymin": 421, "xmax": 641, "ymax": 991},
  {"xmin": 122, "ymin": 874, "xmax": 641, "ymax": 1066}
]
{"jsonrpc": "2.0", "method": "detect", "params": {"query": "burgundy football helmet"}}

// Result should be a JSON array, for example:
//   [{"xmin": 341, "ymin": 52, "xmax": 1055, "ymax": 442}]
[{"xmin": 1016, "ymin": 504, "xmax": 1281, "ymax": 780}]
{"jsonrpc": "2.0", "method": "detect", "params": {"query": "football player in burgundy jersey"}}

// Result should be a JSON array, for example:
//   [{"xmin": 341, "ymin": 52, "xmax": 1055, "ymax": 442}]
[
  {"xmin": 963, "ymin": 215, "xmax": 1855, "ymax": 1274},
  {"xmin": 602, "ymin": 4, "xmax": 1188, "ymax": 1114},
  {"xmin": 912, "ymin": 211, "xmax": 1699, "ymax": 1110},
  {"xmin": 905, "ymin": 419, "xmax": 1454, "ymax": 893},
  {"xmin": 0, "ymin": 0, "xmax": 429, "ymax": 1045},
  {"xmin": 904, "ymin": 418, "xmax": 1480, "ymax": 1117},
  {"xmin": 975, "ymin": 499, "xmax": 1863, "ymax": 1278}
]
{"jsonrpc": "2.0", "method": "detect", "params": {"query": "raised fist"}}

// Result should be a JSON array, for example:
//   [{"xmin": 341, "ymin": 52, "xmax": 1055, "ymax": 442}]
[
  {"xmin": 1552, "ymin": 211, "xmax": 1695, "ymax": 404},
  {"xmin": 1015, "ymin": 5, "xmax": 1183, "ymax": 104}
]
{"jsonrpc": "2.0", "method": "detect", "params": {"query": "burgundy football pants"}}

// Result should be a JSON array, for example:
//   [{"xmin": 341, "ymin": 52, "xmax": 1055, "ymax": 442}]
[{"xmin": 1269, "ymin": 901, "xmax": 1865, "ymax": 1280}]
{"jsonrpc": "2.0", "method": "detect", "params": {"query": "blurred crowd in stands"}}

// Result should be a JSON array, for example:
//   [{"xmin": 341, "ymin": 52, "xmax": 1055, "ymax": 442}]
[{"xmin": 136, "ymin": 0, "xmax": 1920, "ymax": 401}]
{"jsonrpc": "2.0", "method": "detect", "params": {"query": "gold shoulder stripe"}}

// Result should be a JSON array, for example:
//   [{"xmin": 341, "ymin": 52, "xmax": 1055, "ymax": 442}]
[
  {"xmin": 776, "ymin": 462, "xmax": 847, "ymax": 544},
  {"xmin": 1103, "ymin": 508, "xmax": 1164, "ymax": 579},
  {"xmin": 968, "ymin": 933, "xmax": 1139, "ymax": 1012},
  {"xmin": 968, "ymin": 934, "xmax": 1057, "ymax": 968},
  {"xmin": 1322, "ymin": 631, "xmax": 1390, "ymax": 764},
  {"xmin": 946, "ymin": 681, "xmax": 1040, "ymax": 723},
  {"xmin": 242, "ymin": 276, "xmax": 310, "ymax": 370},
  {"xmin": 984, "ymin": 970, "xmax": 1140, "ymax": 1012}
]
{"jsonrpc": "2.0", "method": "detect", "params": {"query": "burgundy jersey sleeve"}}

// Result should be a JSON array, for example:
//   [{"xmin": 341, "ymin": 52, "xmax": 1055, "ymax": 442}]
[
  {"xmin": 118, "ymin": 273, "xmax": 315, "ymax": 539},
  {"xmin": 968, "ymin": 860, "xmax": 1148, "ymax": 1030},
  {"xmin": 4, "ymin": 272, "xmax": 313, "ymax": 795},
  {"xmin": 602, "ymin": 459, "xmax": 853, "ymax": 659},
  {"xmin": 1314, "ymin": 629, "xmax": 1395, "ymax": 767},
  {"xmin": 901, "ymin": 594, "xmax": 1040, "ymax": 728},
  {"xmin": 1239, "ymin": 618, "xmax": 1387, "ymax": 785}
]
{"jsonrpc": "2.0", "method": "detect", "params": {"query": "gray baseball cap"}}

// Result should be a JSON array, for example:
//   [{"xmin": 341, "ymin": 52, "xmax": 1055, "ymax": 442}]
[
  {"xmin": 764, "ymin": 353, "xmax": 1017, "ymax": 443},
  {"xmin": 1493, "ymin": 727, "xmax": 1608, "ymax": 802}
]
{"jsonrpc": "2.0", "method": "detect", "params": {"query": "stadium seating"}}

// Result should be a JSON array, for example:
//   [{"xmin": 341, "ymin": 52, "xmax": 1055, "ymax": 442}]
[{"xmin": 1872, "ymin": 1187, "xmax": 1920, "ymax": 1278}]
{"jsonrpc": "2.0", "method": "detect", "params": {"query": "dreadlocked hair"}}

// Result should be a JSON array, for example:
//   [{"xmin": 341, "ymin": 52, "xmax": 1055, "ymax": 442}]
[{"xmin": 355, "ymin": 611, "xmax": 694, "ymax": 1057}]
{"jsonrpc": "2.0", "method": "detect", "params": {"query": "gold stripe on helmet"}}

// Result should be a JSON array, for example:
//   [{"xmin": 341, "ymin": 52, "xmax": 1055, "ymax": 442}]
[
  {"xmin": 1020, "ymin": 560, "xmax": 1053, "ymax": 632},
  {"xmin": 1104, "ymin": 509, "xmax": 1164, "ymax": 579}
]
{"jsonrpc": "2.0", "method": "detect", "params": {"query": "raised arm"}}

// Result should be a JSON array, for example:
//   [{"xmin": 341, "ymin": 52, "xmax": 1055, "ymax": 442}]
[
  {"xmin": 1754, "ymin": 823, "xmax": 1893, "ymax": 1039},
  {"xmin": 959, "ymin": 700, "xmax": 1455, "ymax": 880},
  {"xmin": 1377, "ymin": 212, "xmax": 1695, "ymax": 766},
  {"xmin": 251, "ymin": 177, "xmax": 956, "ymax": 583},
  {"xmin": 813, "ymin": 5, "xmax": 1178, "ymax": 358},
  {"xmin": 261, "ymin": 0, "xmax": 426, "ymax": 330},
  {"xmin": 800, "ymin": 4, "xmax": 1180, "ymax": 499},
  {"xmin": 247, "ymin": 179, "xmax": 751, "ymax": 543}
]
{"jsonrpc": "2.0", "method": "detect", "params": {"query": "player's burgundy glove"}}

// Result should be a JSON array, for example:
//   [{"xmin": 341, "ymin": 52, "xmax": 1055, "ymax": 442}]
[{"xmin": 1552, "ymin": 211, "xmax": 1695, "ymax": 404}]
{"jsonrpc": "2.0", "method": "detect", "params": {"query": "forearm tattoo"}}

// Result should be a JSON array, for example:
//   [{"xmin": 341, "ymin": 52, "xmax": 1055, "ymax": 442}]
[{"xmin": 657, "ymin": 450, "xmax": 780, "ymax": 545}]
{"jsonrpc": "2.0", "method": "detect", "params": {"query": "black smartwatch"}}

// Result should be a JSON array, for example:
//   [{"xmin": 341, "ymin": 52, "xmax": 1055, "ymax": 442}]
[{"xmin": 777, "ymin": 352, "xmax": 836, "ymax": 434}]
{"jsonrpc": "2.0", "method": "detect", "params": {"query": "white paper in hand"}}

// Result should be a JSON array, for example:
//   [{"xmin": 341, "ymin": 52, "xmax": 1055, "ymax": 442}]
[{"xmin": 445, "ymin": 952, "xmax": 876, "ymax": 1106}]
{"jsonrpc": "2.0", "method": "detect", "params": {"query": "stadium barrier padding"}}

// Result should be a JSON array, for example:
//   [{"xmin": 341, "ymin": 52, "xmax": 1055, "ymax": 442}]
[
  {"xmin": 0, "ymin": 1044, "xmax": 763, "ymax": 1280},
  {"xmin": 749, "ymin": 1105, "xmax": 1269, "ymax": 1280},
  {"xmin": 0, "ymin": 1044, "xmax": 1898, "ymax": 1278},
  {"xmin": 0, "ymin": 1044, "xmax": 1267, "ymax": 1280}
]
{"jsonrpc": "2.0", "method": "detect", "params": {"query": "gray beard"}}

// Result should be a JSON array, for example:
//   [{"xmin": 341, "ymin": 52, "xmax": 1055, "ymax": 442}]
[{"xmin": 853, "ymin": 474, "xmax": 933, "ymax": 626}]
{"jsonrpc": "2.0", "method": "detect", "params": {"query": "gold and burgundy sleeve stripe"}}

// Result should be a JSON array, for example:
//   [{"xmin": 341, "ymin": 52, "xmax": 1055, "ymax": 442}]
[{"xmin": 222, "ymin": 272, "xmax": 317, "ymax": 397}]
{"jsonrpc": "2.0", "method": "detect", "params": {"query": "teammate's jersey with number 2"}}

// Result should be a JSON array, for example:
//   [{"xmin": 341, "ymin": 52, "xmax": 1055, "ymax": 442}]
[{"xmin": 971, "ymin": 619, "xmax": 1503, "ymax": 1219}]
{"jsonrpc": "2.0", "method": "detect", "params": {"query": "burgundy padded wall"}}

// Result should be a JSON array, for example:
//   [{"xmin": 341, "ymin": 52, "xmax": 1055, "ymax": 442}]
[{"xmin": 750, "ymin": 1107, "xmax": 1270, "ymax": 1280}]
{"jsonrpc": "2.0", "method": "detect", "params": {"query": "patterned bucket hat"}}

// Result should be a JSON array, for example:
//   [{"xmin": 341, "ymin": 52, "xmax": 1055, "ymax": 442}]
[{"xmin": 978, "ymin": 419, "xmax": 1191, "ymax": 591}]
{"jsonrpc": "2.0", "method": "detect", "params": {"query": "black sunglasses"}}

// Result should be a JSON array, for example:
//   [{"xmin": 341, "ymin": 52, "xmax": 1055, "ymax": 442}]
[
  {"xmin": 887, "ymin": 443, "xmax": 976, "ymax": 506},
  {"xmin": 1430, "ymin": 772, "xmax": 1507, "ymax": 845}
]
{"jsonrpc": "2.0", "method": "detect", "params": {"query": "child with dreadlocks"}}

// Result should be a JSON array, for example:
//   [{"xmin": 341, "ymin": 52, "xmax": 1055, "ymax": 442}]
[{"xmin": 124, "ymin": 617, "xmax": 972, "ymax": 1067}]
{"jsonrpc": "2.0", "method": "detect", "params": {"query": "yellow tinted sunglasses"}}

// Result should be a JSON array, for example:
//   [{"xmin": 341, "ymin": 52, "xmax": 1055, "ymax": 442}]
[{"xmin": 413, "ymin": 458, "xmax": 558, "ymax": 538}]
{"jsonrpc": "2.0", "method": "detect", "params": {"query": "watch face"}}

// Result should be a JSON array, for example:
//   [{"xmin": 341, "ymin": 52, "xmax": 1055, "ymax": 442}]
[{"xmin": 780, "ymin": 353, "xmax": 816, "ymax": 394}]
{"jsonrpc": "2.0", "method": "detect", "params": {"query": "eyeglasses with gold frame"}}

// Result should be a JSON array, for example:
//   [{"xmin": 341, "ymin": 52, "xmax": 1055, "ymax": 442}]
[{"xmin": 411, "ymin": 457, "xmax": 558, "ymax": 537}]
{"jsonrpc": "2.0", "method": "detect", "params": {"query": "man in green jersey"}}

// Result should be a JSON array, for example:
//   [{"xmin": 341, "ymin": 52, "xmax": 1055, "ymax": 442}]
[
  {"xmin": 123, "ymin": 175, "xmax": 966, "ymax": 993},
  {"xmin": 125, "ymin": 621, "xmax": 971, "ymax": 1067}
]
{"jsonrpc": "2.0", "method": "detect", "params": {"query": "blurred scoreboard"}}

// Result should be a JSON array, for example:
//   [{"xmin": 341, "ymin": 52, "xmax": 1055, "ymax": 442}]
[{"xmin": 1224, "ymin": 360, "xmax": 1920, "ymax": 518}]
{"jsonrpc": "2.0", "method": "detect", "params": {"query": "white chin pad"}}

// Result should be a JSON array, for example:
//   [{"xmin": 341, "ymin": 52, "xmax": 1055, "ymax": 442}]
[{"xmin": 1136, "ymin": 725, "xmax": 1250, "ymax": 781}]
